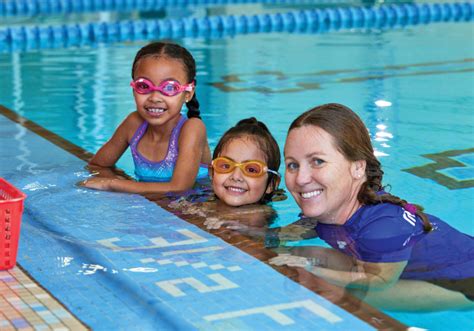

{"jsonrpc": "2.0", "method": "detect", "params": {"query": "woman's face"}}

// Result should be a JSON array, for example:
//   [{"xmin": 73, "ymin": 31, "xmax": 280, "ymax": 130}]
[
  {"xmin": 212, "ymin": 137, "xmax": 272, "ymax": 207},
  {"xmin": 284, "ymin": 125, "xmax": 365, "ymax": 224}
]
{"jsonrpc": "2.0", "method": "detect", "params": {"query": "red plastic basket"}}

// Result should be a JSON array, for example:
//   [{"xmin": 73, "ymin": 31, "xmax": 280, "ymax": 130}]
[{"xmin": 0, "ymin": 178, "xmax": 26, "ymax": 270}]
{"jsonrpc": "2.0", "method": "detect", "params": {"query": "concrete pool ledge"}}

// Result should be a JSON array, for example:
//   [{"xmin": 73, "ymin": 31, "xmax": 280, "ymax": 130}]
[{"xmin": 0, "ymin": 105, "xmax": 407, "ymax": 330}]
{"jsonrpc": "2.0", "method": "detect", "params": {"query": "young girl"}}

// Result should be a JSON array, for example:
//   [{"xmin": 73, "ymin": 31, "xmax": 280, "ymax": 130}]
[
  {"xmin": 270, "ymin": 103, "xmax": 474, "ymax": 311},
  {"xmin": 169, "ymin": 117, "xmax": 284, "ymax": 232},
  {"xmin": 210, "ymin": 117, "xmax": 281, "ymax": 207},
  {"xmin": 82, "ymin": 41, "xmax": 211, "ymax": 193}
]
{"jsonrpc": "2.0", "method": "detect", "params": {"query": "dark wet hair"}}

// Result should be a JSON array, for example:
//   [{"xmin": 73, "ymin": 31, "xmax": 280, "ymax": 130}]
[
  {"xmin": 213, "ymin": 117, "xmax": 281, "ymax": 203},
  {"xmin": 132, "ymin": 41, "xmax": 201, "ymax": 119},
  {"xmin": 289, "ymin": 103, "xmax": 432, "ymax": 232}
]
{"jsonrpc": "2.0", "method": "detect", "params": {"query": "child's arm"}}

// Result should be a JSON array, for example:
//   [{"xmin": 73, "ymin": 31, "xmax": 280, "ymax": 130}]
[
  {"xmin": 88, "ymin": 112, "xmax": 140, "ymax": 171},
  {"xmin": 84, "ymin": 118, "xmax": 209, "ymax": 193},
  {"xmin": 168, "ymin": 117, "xmax": 210, "ymax": 189}
]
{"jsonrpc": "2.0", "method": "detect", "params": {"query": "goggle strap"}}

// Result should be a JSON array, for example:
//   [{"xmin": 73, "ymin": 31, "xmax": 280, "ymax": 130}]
[
  {"xmin": 185, "ymin": 81, "xmax": 195, "ymax": 92},
  {"xmin": 266, "ymin": 169, "xmax": 280, "ymax": 177}
]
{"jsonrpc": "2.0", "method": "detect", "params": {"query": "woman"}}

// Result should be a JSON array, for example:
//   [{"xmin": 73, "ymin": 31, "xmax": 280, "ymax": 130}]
[{"xmin": 270, "ymin": 103, "xmax": 474, "ymax": 311}]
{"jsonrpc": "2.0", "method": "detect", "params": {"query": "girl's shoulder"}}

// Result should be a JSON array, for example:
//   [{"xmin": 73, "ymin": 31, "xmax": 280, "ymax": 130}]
[
  {"xmin": 181, "ymin": 116, "xmax": 206, "ymax": 131},
  {"xmin": 121, "ymin": 111, "xmax": 146, "ymax": 141},
  {"xmin": 179, "ymin": 117, "xmax": 207, "ymax": 139},
  {"xmin": 124, "ymin": 111, "xmax": 145, "ymax": 126}
]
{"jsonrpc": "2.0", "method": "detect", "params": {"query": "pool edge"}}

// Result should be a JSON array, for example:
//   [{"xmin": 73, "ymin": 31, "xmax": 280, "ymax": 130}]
[{"xmin": 0, "ymin": 104, "xmax": 409, "ymax": 331}]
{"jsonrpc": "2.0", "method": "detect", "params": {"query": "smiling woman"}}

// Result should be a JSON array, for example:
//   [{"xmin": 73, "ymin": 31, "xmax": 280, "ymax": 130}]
[
  {"xmin": 284, "ymin": 124, "xmax": 365, "ymax": 224},
  {"xmin": 270, "ymin": 103, "xmax": 474, "ymax": 312}
]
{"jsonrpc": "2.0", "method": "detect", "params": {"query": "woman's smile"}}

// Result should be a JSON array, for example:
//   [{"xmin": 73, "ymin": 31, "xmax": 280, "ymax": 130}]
[{"xmin": 300, "ymin": 189, "xmax": 323, "ymax": 199}]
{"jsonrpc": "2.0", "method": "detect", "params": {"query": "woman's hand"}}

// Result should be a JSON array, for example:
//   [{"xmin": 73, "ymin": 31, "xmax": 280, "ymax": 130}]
[
  {"xmin": 278, "ymin": 225, "xmax": 318, "ymax": 241},
  {"xmin": 269, "ymin": 254, "xmax": 310, "ymax": 268}
]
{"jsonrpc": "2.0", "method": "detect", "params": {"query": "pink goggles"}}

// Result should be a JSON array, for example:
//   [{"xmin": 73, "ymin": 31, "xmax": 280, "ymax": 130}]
[{"xmin": 130, "ymin": 78, "xmax": 194, "ymax": 97}]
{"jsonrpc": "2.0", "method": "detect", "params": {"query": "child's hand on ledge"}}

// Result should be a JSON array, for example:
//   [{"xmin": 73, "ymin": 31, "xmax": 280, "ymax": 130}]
[{"xmin": 79, "ymin": 177, "xmax": 118, "ymax": 191}]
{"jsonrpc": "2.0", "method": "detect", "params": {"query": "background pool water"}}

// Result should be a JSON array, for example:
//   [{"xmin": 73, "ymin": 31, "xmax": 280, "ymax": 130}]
[{"xmin": 0, "ymin": 1, "xmax": 473, "ymax": 329}]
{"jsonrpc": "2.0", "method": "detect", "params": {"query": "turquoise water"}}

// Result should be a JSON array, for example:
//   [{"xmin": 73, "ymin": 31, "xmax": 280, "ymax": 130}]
[{"xmin": 0, "ymin": 3, "xmax": 473, "ymax": 329}]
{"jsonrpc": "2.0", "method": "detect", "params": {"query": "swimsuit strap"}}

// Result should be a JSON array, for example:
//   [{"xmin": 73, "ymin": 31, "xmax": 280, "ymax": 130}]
[
  {"xmin": 165, "ymin": 115, "xmax": 187, "ymax": 162},
  {"xmin": 130, "ymin": 120, "xmax": 148, "ymax": 155}
]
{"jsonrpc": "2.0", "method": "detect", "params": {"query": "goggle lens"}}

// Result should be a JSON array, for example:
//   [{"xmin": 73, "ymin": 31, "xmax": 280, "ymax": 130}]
[
  {"xmin": 162, "ymin": 82, "xmax": 180, "ymax": 94},
  {"xmin": 131, "ymin": 78, "xmax": 194, "ymax": 96},
  {"xmin": 212, "ymin": 157, "xmax": 269, "ymax": 178},
  {"xmin": 213, "ymin": 158, "xmax": 234, "ymax": 173},
  {"xmin": 243, "ymin": 163, "xmax": 263, "ymax": 176},
  {"xmin": 134, "ymin": 80, "xmax": 152, "ymax": 93}
]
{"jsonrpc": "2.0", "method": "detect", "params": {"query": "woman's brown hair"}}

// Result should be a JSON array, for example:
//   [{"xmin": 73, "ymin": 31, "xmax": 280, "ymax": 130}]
[{"xmin": 289, "ymin": 103, "xmax": 432, "ymax": 231}]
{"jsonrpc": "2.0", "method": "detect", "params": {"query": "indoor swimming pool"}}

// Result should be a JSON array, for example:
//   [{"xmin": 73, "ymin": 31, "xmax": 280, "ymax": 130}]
[{"xmin": 0, "ymin": 0, "xmax": 473, "ymax": 329}]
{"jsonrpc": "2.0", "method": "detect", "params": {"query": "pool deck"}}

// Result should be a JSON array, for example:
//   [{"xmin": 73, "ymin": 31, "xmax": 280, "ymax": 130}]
[
  {"xmin": 0, "ymin": 266, "xmax": 87, "ymax": 330},
  {"xmin": 0, "ymin": 105, "xmax": 407, "ymax": 330}
]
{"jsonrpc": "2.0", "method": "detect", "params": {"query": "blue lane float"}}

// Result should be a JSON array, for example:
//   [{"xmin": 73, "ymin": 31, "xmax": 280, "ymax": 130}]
[
  {"xmin": 0, "ymin": 2, "xmax": 473, "ymax": 52},
  {"xmin": 1, "ymin": 0, "xmax": 345, "ymax": 16}
]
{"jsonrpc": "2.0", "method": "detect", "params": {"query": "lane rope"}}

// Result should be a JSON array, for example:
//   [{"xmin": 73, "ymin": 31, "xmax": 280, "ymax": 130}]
[{"xmin": 1, "ymin": 2, "xmax": 472, "ymax": 50}]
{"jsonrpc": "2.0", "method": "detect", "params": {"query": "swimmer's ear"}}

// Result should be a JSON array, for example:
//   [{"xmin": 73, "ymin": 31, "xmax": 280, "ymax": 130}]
[
  {"xmin": 184, "ymin": 86, "xmax": 195, "ymax": 105},
  {"xmin": 351, "ymin": 160, "xmax": 366, "ymax": 179}
]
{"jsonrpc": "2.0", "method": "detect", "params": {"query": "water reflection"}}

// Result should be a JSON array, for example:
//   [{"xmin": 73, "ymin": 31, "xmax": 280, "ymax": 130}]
[
  {"xmin": 12, "ymin": 52, "xmax": 25, "ymax": 114},
  {"xmin": 78, "ymin": 263, "xmax": 118, "ymax": 276}
]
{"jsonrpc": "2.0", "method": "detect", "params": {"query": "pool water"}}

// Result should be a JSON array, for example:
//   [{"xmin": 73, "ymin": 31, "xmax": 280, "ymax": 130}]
[{"xmin": 0, "ymin": 2, "xmax": 473, "ymax": 330}]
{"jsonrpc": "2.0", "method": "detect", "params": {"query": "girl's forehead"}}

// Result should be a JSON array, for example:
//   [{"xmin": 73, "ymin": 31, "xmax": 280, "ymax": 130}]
[
  {"xmin": 221, "ymin": 136, "xmax": 267, "ymax": 161},
  {"xmin": 134, "ymin": 56, "xmax": 188, "ymax": 79}
]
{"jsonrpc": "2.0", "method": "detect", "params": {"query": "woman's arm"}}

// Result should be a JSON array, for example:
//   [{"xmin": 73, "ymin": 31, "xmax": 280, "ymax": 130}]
[
  {"xmin": 270, "ymin": 251, "xmax": 407, "ymax": 290},
  {"xmin": 83, "ymin": 118, "xmax": 210, "ymax": 193},
  {"xmin": 308, "ymin": 259, "xmax": 407, "ymax": 290},
  {"xmin": 290, "ymin": 246, "xmax": 357, "ymax": 271}
]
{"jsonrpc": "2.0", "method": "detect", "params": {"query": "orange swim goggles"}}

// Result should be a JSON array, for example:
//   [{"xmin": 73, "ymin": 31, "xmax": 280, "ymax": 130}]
[{"xmin": 211, "ymin": 157, "xmax": 280, "ymax": 178}]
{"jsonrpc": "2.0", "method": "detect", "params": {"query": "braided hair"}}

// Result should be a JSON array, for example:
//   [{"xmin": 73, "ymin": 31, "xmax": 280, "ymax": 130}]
[
  {"xmin": 131, "ymin": 41, "xmax": 201, "ymax": 119},
  {"xmin": 213, "ymin": 117, "xmax": 281, "ymax": 203},
  {"xmin": 289, "ymin": 103, "xmax": 432, "ymax": 232}
]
